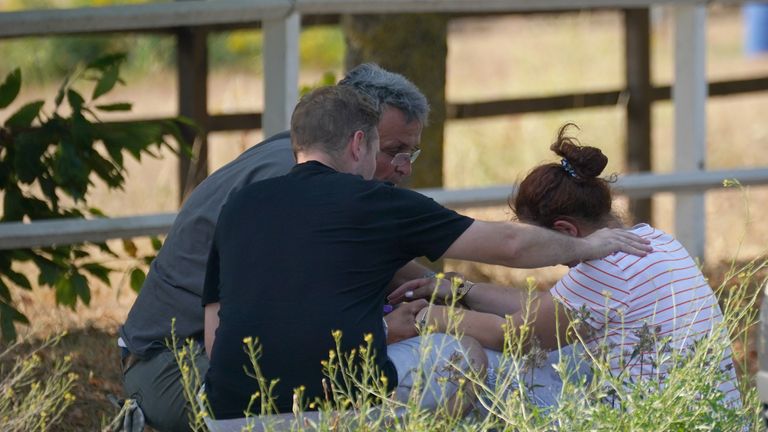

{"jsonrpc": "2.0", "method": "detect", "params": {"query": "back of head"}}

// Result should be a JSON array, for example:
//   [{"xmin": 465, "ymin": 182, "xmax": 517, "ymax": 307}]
[
  {"xmin": 291, "ymin": 85, "xmax": 381, "ymax": 156},
  {"xmin": 512, "ymin": 123, "xmax": 614, "ymax": 228},
  {"xmin": 339, "ymin": 63, "xmax": 430, "ymax": 125}
]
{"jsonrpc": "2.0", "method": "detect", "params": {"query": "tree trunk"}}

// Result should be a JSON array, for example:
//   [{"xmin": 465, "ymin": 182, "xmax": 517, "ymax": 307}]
[{"xmin": 342, "ymin": 14, "xmax": 448, "ymax": 189}]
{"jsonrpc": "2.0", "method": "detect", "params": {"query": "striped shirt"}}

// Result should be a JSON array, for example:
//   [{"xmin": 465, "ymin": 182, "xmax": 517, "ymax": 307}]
[{"xmin": 550, "ymin": 224, "xmax": 739, "ymax": 404}]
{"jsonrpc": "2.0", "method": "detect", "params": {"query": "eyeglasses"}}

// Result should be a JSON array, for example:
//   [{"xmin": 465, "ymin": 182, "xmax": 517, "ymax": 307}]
[{"xmin": 389, "ymin": 149, "xmax": 421, "ymax": 167}]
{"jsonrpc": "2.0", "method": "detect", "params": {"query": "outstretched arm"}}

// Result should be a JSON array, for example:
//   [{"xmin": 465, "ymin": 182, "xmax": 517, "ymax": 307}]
[{"xmin": 443, "ymin": 221, "xmax": 650, "ymax": 268}]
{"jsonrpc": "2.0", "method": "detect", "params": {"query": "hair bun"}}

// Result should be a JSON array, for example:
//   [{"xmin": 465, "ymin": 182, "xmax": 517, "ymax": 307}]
[{"xmin": 549, "ymin": 123, "xmax": 607, "ymax": 179}]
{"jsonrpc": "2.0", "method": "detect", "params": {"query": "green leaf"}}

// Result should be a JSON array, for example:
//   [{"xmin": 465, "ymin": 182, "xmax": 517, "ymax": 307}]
[
  {"xmin": 39, "ymin": 175, "xmax": 59, "ymax": 212},
  {"xmin": 4, "ymin": 269, "xmax": 32, "ymax": 290},
  {"xmin": 150, "ymin": 236, "xmax": 163, "ymax": 251},
  {"xmin": 0, "ymin": 253, "xmax": 12, "ymax": 272},
  {"xmin": 5, "ymin": 100, "xmax": 45, "ymax": 129},
  {"xmin": 96, "ymin": 242, "xmax": 119, "ymax": 258},
  {"xmin": 71, "ymin": 272, "xmax": 90, "ymax": 306},
  {"xmin": 34, "ymin": 255, "xmax": 62, "ymax": 287},
  {"xmin": 15, "ymin": 194, "xmax": 54, "ymax": 220},
  {"xmin": 130, "ymin": 268, "xmax": 145, "ymax": 293},
  {"xmin": 82, "ymin": 263, "xmax": 111, "ymax": 286},
  {"xmin": 13, "ymin": 131, "xmax": 51, "ymax": 184},
  {"xmin": 0, "ymin": 160, "xmax": 11, "ymax": 186},
  {"xmin": 53, "ymin": 136, "xmax": 89, "ymax": 202},
  {"xmin": 123, "ymin": 239, "xmax": 138, "ymax": 258},
  {"xmin": 0, "ymin": 278, "xmax": 11, "ymax": 302},
  {"xmin": 54, "ymin": 74, "xmax": 72, "ymax": 109},
  {"xmin": 9, "ymin": 250, "xmax": 33, "ymax": 262},
  {"xmin": 2, "ymin": 185, "xmax": 25, "ymax": 222},
  {"xmin": 88, "ymin": 151, "xmax": 123, "ymax": 188},
  {"xmin": 72, "ymin": 249, "xmax": 89, "ymax": 259},
  {"xmin": 0, "ymin": 301, "xmax": 28, "ymax": 341},
  {"xmin": 55, "ymin": 277, "xmax": 76, "ymax": 308},
  {"xmin": 92, "ymin": 65, "xmax": 119, "ymax": 100},
  {"xmin": 67, "ymin": 89, "xmax": 85, "ymax": 111},
  {"xmin": 0, "ymin": 68, "xmax": 21, "ymax": 109},
  {"xmin": 95, "ymin": 103, "xmax": 132, "ymax": 112},
  {"xmin": 87, "ymin": 52, "xmax": 127, "ymax": 71},
  {"xmin": 89, "ymin": 207, "xmax": 107, "ymax": 217}
]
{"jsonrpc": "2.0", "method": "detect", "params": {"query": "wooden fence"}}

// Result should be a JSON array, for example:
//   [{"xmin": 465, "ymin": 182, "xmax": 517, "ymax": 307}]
[{"xmin": 0, "ymin": 0, "xmax": 766, "ymax": 260}]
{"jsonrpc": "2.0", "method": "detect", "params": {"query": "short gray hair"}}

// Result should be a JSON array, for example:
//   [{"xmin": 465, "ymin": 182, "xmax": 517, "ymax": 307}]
[{"xmin": 339, "ymin": 63, "xmax": 430, "ymax": 126}]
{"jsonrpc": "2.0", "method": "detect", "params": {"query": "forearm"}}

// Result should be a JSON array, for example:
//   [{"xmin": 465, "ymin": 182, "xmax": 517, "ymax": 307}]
[
  {"xmin": 420, "ymin": 293, "xmax": 570, "ymax": 351},
  {"xmin": 445, "ymin": 221, "xmax": 585, "ymax": 269},
  {"xmin": 204, "ymin": 302, "xmax": 221, "ymax": 358},
  {"xmin": 461, "ymin": 282, "xmax": 527, "ymax": 317},
  {"xmin": 496, "ymin": 223, "xmax": 584, "ymax": 268},
  {"xmin": 421, "ymin": 305, "xmax": 507, "ymax": 351},
  {"xmin": 444, "ymin": 221, "xmax": 649, "ymax": 269}
]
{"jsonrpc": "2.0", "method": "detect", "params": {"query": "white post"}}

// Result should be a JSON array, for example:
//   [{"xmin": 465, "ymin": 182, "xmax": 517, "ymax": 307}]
[
  {"xmin": 672, "ymin": 4, "xmax": 707, "ymax": 261},
  {"xmin": 263, "ymin": 12, "xmax": 300, "ymax": 138}
]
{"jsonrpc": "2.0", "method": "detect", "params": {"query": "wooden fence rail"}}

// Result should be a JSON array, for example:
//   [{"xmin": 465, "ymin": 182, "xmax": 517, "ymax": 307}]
[{"xmin": 2, "ymin": 167, "xmax": 766, "ymax": 251}]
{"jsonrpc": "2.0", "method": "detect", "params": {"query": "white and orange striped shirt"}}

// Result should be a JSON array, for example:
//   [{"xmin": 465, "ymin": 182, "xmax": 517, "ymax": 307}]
[{"xmin": 550, "ymin": 224, "xmax": 739, "ymax": 404}]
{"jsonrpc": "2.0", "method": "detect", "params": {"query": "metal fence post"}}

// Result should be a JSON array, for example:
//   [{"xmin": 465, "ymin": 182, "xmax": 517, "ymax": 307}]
[
  {"xmin": 263, "ymin": 12, "xmax": 300, "ymax": 138},
  {"xmin": 673, "ymin": 4, "xmax": 708, "ymax": 261}
]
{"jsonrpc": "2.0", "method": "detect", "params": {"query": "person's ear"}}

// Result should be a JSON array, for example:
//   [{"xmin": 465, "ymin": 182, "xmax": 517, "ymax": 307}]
[
  {"xmin": 552, "ymin": 219, "xmax": 580, "ymax": 237},
  {"xmin": 349, "ymin": 130, "xmax": 365, "ymax": 161}
]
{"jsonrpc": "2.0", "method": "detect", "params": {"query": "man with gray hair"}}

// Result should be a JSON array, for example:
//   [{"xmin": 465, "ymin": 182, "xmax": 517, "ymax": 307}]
[{"xmin": 119, "ymin": 64, "xmax": 440, "ymax": 431}]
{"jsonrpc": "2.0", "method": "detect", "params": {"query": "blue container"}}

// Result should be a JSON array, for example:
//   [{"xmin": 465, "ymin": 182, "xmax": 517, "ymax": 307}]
[{"xmin": 745, "ymin": 2, "xmax": 768, "ymax": 55}]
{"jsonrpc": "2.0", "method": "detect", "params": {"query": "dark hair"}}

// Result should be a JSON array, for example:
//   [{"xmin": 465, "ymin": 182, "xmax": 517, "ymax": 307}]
[
  {"xmin": 290, "ymin": 86, "xmax": 381, "ymax": 156},
  {"xmin": 511, "ymin": 123, "xmax": 614, "ymax": 228},
  {"xmin": 338, "ymin": 63, "xmax": 429, "ymax": 125}
]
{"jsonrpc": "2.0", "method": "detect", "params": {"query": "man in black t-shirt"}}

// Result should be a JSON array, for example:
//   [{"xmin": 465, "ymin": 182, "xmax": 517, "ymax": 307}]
[{"xmin": 202, "ymin": 86, "xmax": 652, "ymax": 423}]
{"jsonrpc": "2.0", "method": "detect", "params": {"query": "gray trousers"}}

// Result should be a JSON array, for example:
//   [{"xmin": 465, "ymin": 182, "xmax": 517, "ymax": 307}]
[{"xmin": 123, "ymin": 344, "xmax": 209, "ymax": 432}]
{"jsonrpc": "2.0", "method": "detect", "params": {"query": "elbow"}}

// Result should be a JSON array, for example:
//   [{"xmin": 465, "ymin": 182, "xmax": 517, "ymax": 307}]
[{"xmin": 499, "ymin": 229, "xmax": 526, "ymax": 268}]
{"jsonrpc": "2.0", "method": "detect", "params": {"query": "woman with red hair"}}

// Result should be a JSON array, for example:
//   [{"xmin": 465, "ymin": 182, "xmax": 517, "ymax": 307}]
[{"xmin": 388, "ymin": 124, "xmax": 739, "ymax": 407}]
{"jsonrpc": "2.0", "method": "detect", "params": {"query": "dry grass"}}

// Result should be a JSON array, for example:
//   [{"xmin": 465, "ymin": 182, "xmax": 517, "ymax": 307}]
[{"xmin": 1, "ymin": 7, "xmax": 767, "ymax": 429}]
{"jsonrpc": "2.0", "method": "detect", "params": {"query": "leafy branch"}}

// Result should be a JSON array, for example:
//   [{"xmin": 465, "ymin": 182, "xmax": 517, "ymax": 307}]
[{"xmin": 0, "ymin": 53, "xmax": 190, "ymax": 340}]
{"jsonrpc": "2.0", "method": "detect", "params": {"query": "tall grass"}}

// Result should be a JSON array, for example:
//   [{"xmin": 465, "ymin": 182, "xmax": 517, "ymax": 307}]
[
  {"xmin": 172, "ymin": 259, "xmax": 765, "ymax": 431},
  {"xmin": 0, "ymin": 334, "xmax": 78, "ymax": 432}
]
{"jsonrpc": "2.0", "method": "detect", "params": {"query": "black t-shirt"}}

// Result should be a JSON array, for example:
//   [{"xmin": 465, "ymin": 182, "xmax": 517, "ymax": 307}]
[{"xmin": 202, "ymin": 161, "xmax": 474, "ymax": 418}]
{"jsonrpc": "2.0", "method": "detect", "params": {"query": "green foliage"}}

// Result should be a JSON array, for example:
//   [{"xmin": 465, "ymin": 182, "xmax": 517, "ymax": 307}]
[{"xmin": 0, "ymin": 55, "xmax": 186, "ymax": 340}]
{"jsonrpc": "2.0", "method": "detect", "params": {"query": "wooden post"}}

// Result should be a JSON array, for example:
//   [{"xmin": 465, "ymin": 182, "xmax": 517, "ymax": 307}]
[
  {"xmin": 263, "ymin": 12, "xmax": 300, "ymax": 138},
  {"xmin": 673, "ymin": 5, "xmax": 707, "ymax": 261},
  {"xmin": 624, "ymin": 8, "xmax": 652, "ymax": 224},
  {"xmin": 342, "ymin": 13, "xmax": 448, "ymax": 189},
  {"xmin": 176, "ymin": 0, "xmax": 209, "ymax": 203}
]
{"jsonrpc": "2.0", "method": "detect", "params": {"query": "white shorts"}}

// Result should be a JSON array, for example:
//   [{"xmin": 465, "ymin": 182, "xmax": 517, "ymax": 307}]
[
  {"xmin": 388, "ymin": 334, "xmax": 473, "ymax": 410},
  {"xmin": 483, "ymin": 344, "xmax": 592, "ymax": 408}
]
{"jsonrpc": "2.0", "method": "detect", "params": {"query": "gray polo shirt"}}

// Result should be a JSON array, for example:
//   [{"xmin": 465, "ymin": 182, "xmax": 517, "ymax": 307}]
[{"xmin": 119, "ymin": 131, "xmax": 295, "ymax": 358}]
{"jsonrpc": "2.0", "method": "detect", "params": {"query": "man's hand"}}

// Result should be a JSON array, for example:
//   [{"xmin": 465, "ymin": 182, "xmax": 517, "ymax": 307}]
[
  {"xmin": 387, "ymin": 271, "xmax": 465, "ymax": 305},
  {"xmin": 387, "ymin": 278, "xmax": 448, "ymax": 305},
  {"xmin": 384, "ymin": 299, "xmax": 428, "ymax": 344},
  {"xmin": 581, "ymin": 228, "xmax": 652, "ymax": 261}
]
